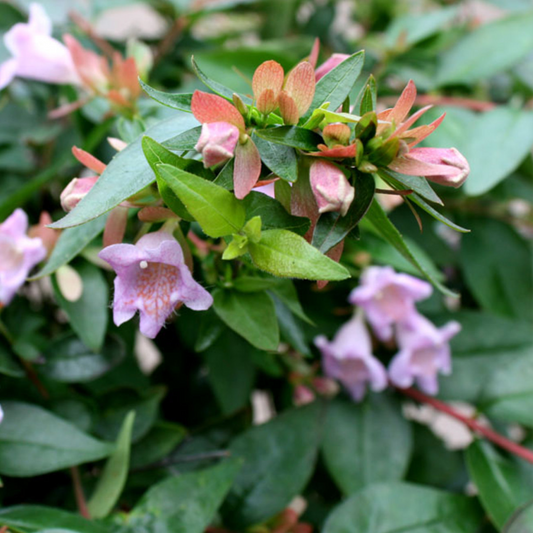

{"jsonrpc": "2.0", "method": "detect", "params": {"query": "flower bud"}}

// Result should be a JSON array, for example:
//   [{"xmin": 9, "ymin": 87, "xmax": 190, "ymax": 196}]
[
  {"xmin": 194, "ymin": 121, "xmax": 240, "ymax": 168},
  {"xmin": 60, "ymin": 176, "xmax": 99, "ymax": 212},
  {"xmin": 322, "ymin": 123, "xmax": 351, "ymax": 147},
  {"xmin": 293, "ymin": 385, "xmax": 315, "ymax": 406},
  {"xmin": 315, "ymin": 53, "xmax": 349, "ymax": 81},
  {"xmin": 310, "ymin": 160, "xmax": 355, "ymax": 216}
]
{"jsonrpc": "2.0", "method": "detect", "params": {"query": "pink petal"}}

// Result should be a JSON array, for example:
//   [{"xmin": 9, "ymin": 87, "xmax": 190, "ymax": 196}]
[
  {"xmin": 308, "ymin": 38, "xmax": 320, "ymax": 69},
  {"xmin": 191, "ymin": 91, "xmax": 245, "ymax": 132},
  {"xmin": 252, "ymin": 60, "xmax": 284, "ymax": 100},
  {"xmin": 72, "ymin": 146, "xmax": 107, "ymax": 174},
  {"xmin": 315, "ymin": 53, "xmax": 349, "ymax": 82},
  {"xmin": 278, "ymin": 91, "xmax": 300, "ymax": 125},
  {"xmin": 233, "ymin": 138, "xmax": 262, "ymax": 199},
  {"xmin": 0, "ymin": 58, "xmax": 18, "ymax": 90},
  {"xmin": 284, "ymin": 61, "xmax": 315, "ymax": 117}
]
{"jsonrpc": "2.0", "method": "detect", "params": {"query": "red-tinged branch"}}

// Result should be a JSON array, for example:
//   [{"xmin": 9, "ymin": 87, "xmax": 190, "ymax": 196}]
[
  {"xmin": 397, "ymin": 387, "xmax": 533, "ymax": 465},
  {"xmin": 70, "ymin": 467, "xmax": 91, "ymax": 519}
]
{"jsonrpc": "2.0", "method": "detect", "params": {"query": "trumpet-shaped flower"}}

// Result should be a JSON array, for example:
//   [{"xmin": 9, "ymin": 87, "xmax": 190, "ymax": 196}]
[
  {"xmin": 99, "ymin": 231, "xmax": 213, "ymax": 339},
  {"xmin": 310, "ymin": 160, "xmax": 354, "ymax": 216},
  {"xmin": 348, "ymin": 266, "xmax": 432, "ymax": 341},
  {"xmin": 315, "ymin": 313, "xmax": 388, "ymax": 402},
  {"xmin": 0, "ymin": 3, "xmax": 78, "ymax": 90},
  {"xmin": 0, "ymin": 209, "xmax": 47, "ymax": 306},
  {"xmin": 389, "ymin": 313, "xmax": 461, "ymax": 395}
]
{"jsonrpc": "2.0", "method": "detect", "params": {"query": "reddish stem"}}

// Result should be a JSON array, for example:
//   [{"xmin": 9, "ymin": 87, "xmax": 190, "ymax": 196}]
[
  {"xmin": 398, "ymin": 387, "xmax": 533, "ymax": 464},
  {"xmin": 380, "ymin": 95, "xmax": 496, "ymax": 112},
  {"xmin": 70, "ymin": 467, "xmax": 91, "ymax": 519}
]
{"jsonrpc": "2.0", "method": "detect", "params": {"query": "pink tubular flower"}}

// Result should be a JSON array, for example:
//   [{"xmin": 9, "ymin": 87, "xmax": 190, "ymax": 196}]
[
  {"xmin": 349, "ymin": 266, "xmax": 432, "ymax": 341},
  {"xmin": 60, "ymin": 176, "xmax": 99, "ymax": 212},
  {"xmin": 0, "ymin": 3, "xmax": 78, "ymax": 90},
  {"xmin": 315, "ymin": 53, "xmax": 349, "ymax": 81},
  {"xmin": 310, "ymin": 160, "xmax": 354, "ymax": 216},
  {"xmin": 389, "ymin": 313, "xmax": 461, "ymax": 395},
  {"xmin": 98, "ymin": 231, "xmax": 213, "ymax": 339},
  {"xmin": 0, "ymin": 209, "xmax": 47, "ymax": 306},
  {"xmin": 315, "ymin": 312, "xmax": 388, "ymax": 402},
  {"xmin": 388, "ymin": 147, "xmax": 470, "ymax": 188},
  {"xmin": 195, "ymin": 122, "xmax": 240, "ymax": 168}
]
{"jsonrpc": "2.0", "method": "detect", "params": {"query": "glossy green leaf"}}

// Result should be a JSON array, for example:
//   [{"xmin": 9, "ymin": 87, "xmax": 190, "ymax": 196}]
[
  {"xmin": 87, "ymin": 411, "xmax": 135, "ymax": 519},
  {"xmin": 213, "ymin": 288, "xmax": 279, "ymax": 351},
  {"xmin": 52, "ymin": 262, "xmax": 109, "ymax": 352},
  {"xmin": 222, "ymin": 403, "xmax": 322, "ymax": 528},
  {"xmin": 248, "ymin": 229, "xmax": 350, "ymax": 280},
  {"xmin": 322, "ymin": 396, "xmax": 413, "ymax": 495},
  {"xmin": 364, "ymin": 199, "xmax": 454, "ymax": 296},
  {"xmin": 157, "ymin": 163, "xmax": 246, "ymax": 237},
  {"xmin": 504, "ymin": 499, "xmax": 533, "ymax": 533},
  {"xmin": 466, "ymin": 440, "xmax": 533, "ymax": 529},
  {"xmin": 40, "ymin": 334, "xmax": 125, "ymax": 383},
  {"xmin": 312, "ymin": 171, "xmax": 375, "ymax": 253},
  {"xmin": 302, "ymin": 51, "xmax": 365, "ymax": 123},
  {"xmin": 162, "ymin": 125, "xmax": 202, "ymax": 151},
  {"xmin": 323, "ymin": 482, "xmax": 483, "ymax": 533},
  {"xmin": 0, "ymin": 402, "xmax": 113, "ymax": 477},
  {"xmin": 0, "ymin": 506, "xmax": 107, "ymax": 533},
  {"xmin": 253, "ymin": 126, "xmax": 322, "ymax": 151},
  {"xmin": 31, "ymin": 215, "xmax": 108, "ymax": 279},
  {"xmin": 140, "ymin": 79, "xmax": 193, "ymax": 112},
  {"xmin": 437, "ymin": 10, "xmax": 533, "ymax": 86},
  {"xmin": 252, "ymin": 134, "xmax": 298, "ymax": 182},
  {"xmin": 129, "ymin": 459, "xmax": 242, "ymax": 533},
  {"xmin": 49, "ymin": 113, "xmax": 198, "ymax": 229},
  {"xmin": 378, "ymin": 168, "xmax": 442, "ymax": 206}
]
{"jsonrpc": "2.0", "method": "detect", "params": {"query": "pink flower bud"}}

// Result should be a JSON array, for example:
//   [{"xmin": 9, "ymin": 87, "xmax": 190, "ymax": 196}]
[
  {"xmin": 315, "ymin": 53, "xmax": 350, "ymax": 81},
  {"xmin": 195, "ymin": 121, "xmax": 240, "ymax": 168},
  {"xmin": 60, "ymin": 176, "xmax": 99, "ymax": 212},
  {"xmin": 293, "ymin": 385, "xmax": 316, "ymax": 406},
  {"xmin": 310, "ymin": 160, "xmax": 355, "ymax": 216},
  {"xmin": 312, "ymin": 376, "xmax": 340, "ymax": 397}
]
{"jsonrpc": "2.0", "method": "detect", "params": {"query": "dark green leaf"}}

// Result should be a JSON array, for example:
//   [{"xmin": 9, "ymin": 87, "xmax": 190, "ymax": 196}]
[
  {"xmin": 312, "ymin": 172, "xmax": 375, "ymax": 253},
  {"xmin": 0, "ymin": 402, "xmax": 113, "ymax": 477},
  {"xmin": 378, "ymin": 168, "xmax": 442, "ymax": 205},
  {"xmin": 409, "ymin": 193, "xmax": 470, "ymax": 233},
  {"xmin": 322, "ymin": 396, "xmax": 412, "ymax": 495},
  {"xmin": 140, "ymin": 79, "xmax": 193, "ymax": 112},
  {"xmin": 213, "ymin": 289, "xmax": 279, "ymax": 351},
  {"xmin": 252, "ymin": 134, "xmax": 298, "ymax": 182},
  {"xmin": 253, "ymin": 126, "xmax": 322, "ymax": 151},
  {"xmin": 0, "ymin": 343, "xmax": 24, "ymax": 377},
  {"xmin": 222, "ymin": 403, "xmax": 322, "ymax": 528}
]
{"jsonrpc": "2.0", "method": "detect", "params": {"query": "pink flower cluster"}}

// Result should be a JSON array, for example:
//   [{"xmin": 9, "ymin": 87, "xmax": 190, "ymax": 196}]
[{"xmin": 315, "ymin": 266, "xmax": 460, "ymax": 401}]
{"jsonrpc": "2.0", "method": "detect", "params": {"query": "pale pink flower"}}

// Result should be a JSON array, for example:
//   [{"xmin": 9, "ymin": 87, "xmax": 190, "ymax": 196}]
[
  {"xmin": 310, "ymin": 160, "xmax": 355, "ymax": 216},
  {"xmin": 60, "ymin": 176, "xmax": 99, "ymax": 212},
  {"xmin": 98, "ymin": 231, "xmax": 213, "ymax": 339},
  {"xmin": 195, "ymin": 122, "xmax": 240, "ymax": 168},
  {"xmin": 315, "ymin": 312, "xmax": 388, "ymax": 402},
  {"xmin": 389, "ymin": 313, "xmax": 461, "ymax": 395},
  {"xmin": 0, "ymin": 3, "xmax": 78, "ymax": 90},
  {"xmin": 315, "ymin": 53, "xmax": 350, "ymax": 81},
  {"xmin": 0, "ymin": 209, "xmax": 47, "ymax": 306},
  {"xmin": 349, "ymin": 266, "xmax": 432, "ymax": 341}
]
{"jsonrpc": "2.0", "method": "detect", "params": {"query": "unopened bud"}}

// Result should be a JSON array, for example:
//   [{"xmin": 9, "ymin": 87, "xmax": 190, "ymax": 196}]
[
  {"xmin": 315, "ymin": 53, "xmax": 350, "ymax": 81},
  {"xmin": 310, "ymin": 160, "xmax": 355, "ymax": 216},
  {"xmin": 312, "ymin": 376, "xmax": 340, "ymax": 397},
  {"xmin": 195, "ymin": 121, "xmax": 240, "ymax": 168},
  {"xmin": 60, "ymin": 176, "xmax": 99, "ymax": 212},
  {"xmin": 293, "ymin": 385, "xmax": 315, "ymax": 406}
]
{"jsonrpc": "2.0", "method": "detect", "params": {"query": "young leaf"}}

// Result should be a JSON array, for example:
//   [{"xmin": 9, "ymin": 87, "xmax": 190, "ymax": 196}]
[
  {"xmin": 312, "ymin": 171, "xmax": 375, "ymax": 253},
  {"xmin": 0, "ymin": 402, "xmax": 114, "ymax": 477},
  {"xmin": 253, "ymin": 126, "xmax": 322, "ymax": 151},
  {"xmin": 248, "ymin": 229, "xmax": 351, "ymax": 281},
  {"xmin": 156, "ymin": 163, "xmax": 246, "ymax": 238},
  {"xmin": 301, "ymin": 51, "xmax": 365, "ymax": 123},
  {"xmin": 87, "ymin": 411, "xmax": 135, "ymax": 519},
  {"xmin": 140, "ymin": 79, "xmax": 193, "ymax": 112},
  {"xmin": 213, "ymin": 289, "xmax": 279, "ymax": 351},
  {"xmin": 252, "ymin": 134, "xmax": 298, "ymax": 182}
]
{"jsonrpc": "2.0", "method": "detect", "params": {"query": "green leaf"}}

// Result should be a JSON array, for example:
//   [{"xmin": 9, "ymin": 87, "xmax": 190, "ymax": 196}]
[
  {"xmin": 222, "ymin": 403, "xmax": 322, "ymax": 528},
  {"xmin": 243, "ymin": 191, "xmax": 310, "ymax": 235},
  {"xmin": 459, "ymin": 219, "xmax": 533, "ymax": 321},
  {"xmin": 140, "ymin": 79, "xmax": 193, "ymax": 112},
  {"xmin": 271, "ymin": 295, "xmax": 310, "ymax": 356},
  {"xmin": 269, "ymin": 279, "xmax": 312, "ymax": 324},
  {"xmin": 0, "ymin": 401, "xmax": 113, "ymax": 477},
  {"xmin": 322, "ymin": 482, "xmax": 483, "ymax": 533},
  {"xmin": 378, "ymin": 168, "xmax": 442, "ymax": 206},
  {"xmin": 409, "ymin": 193, "xmax": 470, "ymax": 233},
  {"xmin": 204, "ymin": 330, "xmax": 256, "ymax": 414},
  {"xmin": 364, "ymin": 199, "xmax": 454, "ymax": 296},
  {"xmin": 248, "ymin": 229, "xmax": 351, "ymax": 281},
  {"xmin": 52, "ymin": 262, "xmax": 109, "ymax": 352},
  {"xmin": 129, "ymin": 459, "xmax": 242, "ymax": 533},
  {"xmin": 466, "ymin": 440, "xmax": 533, "ymax": 529},
  {"xmin": 312, "ymin": 172, "xmax": 375, "ymax": 253},
  {"xmin": 322, "ymin": 396, "xmax": 413, "ymax": 495},
  {"xmin": 302, "ymin": 51, "xmax": 365, "ymax": 123},
  {"xmin": 252, "ymin": 134, "xmax": 298, "ymax": 182},
  {"xmin": 0, "ymin": 506, "xmax": 108, "ymax": 533},
  {"xmin": 213, "ymin": 289, "xmax": 279, "ymax": 351},
  {"xmin": 31, "ymin": 215, "xmax": 108, "ymax": 279},
  {"xmin": 163, "ymin": 125, "xmax": 202, "ymax": 151},
  {"xmin": 87, "ymin": 411, "xmax": 135, "ymax": 519},
  {"xmin": 462, "ymin": 107, "xmax": 533, "ymax": 196},
  {"xmin": 437, "ymin": 10, "xmax": 533, "ymax": 86},
  {"xmin": 130, "ymin": 422, "xmax": 187, "ymax": 469},
  {"xmin": 157, "ymin": 163, "xmax": 246, "ymax": 237},
  {"xmin": 0, "ymin": 343, "xmax": 24, "ymax": 377},
  {"xmin": 40, "ymin": 334, "xmax": 125, "ymax": 383},
  {"xmin": 253, "ymin": 126, "xmax": 323, "ymax": 151},
  {"xmin": 504, "ymin": 499, "xmax": 533, "ymax": 532},
  {"xmin": 49, "ymin": 113, "xmax": 198, "ymax": 229}
]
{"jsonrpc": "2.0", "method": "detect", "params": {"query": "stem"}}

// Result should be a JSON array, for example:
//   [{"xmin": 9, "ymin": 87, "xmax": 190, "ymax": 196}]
[
  {"xmin": 398, "ymin": 387, "xmax": 533, "ymax": 464},
  {"xmin": 70, "ymin": 467, "xmax": 91, "ymax": 519}
]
